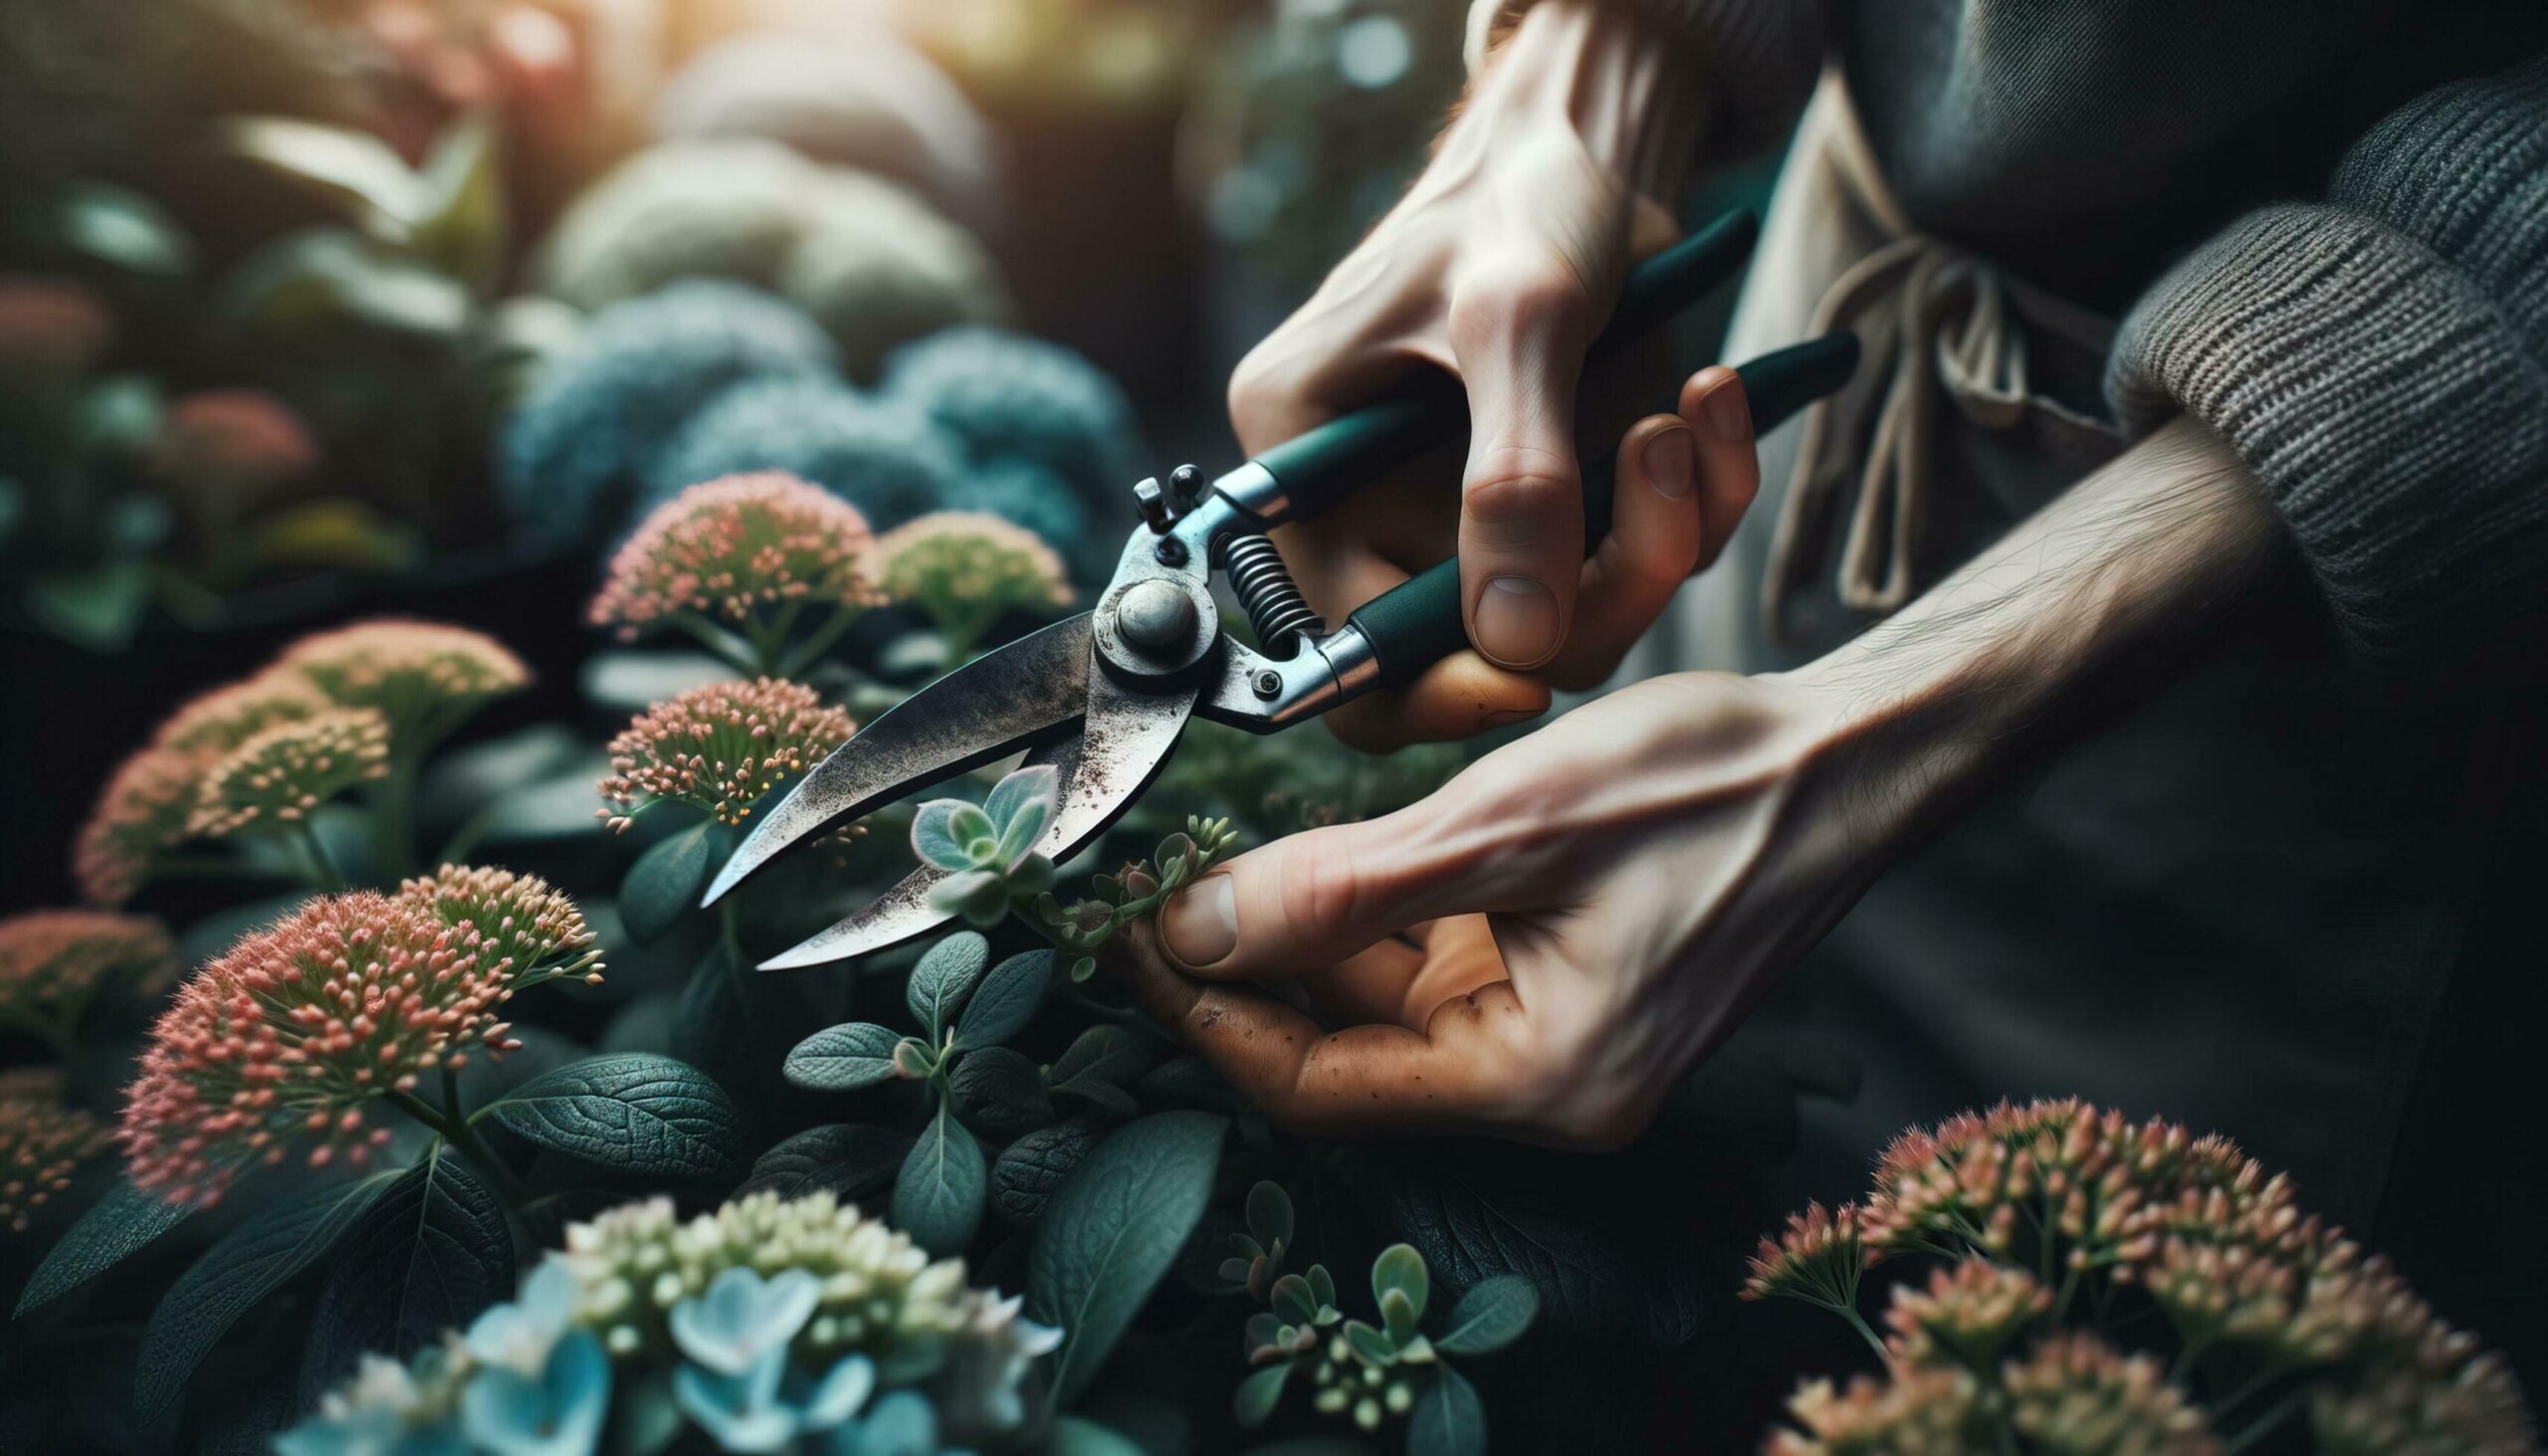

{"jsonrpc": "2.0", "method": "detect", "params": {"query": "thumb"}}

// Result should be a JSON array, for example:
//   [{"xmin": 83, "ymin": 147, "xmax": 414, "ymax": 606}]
[
  {"xmin": 1448, "ymin": 258, "xmax": 1593, "ymax": 671},
  {"xmin": 1155, "ymin": 806, "xmax": 1453, "ymax": 980}
]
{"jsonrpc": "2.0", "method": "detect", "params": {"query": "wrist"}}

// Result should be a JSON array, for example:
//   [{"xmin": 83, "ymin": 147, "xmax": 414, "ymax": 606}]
[{"xmin": 1464, "ymin": 1, "xmax": 1705, "ymax": 208}]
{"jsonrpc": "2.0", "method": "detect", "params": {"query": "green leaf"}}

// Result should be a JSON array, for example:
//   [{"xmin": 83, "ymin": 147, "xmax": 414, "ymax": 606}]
[
  {"xmin": 670, "ymin": 941, "xmax": 746, "ymax": 1078},
  {"xmin": 989, "ymin": 1120, "xmax": 1098, "ymax": 1228},
  {"xmin": 948, "ymin": 1045, "xmax": 1054, "ymax": 1134},
  {"xmin": 1308, "ymin": 1263, "xmax": 1339, "ymax": 1319},
  {"xmin": 239, "ymin": 500, "xmax": 419, "ymax": 575},
  {"xmin": 1234, "ymin": 1362, "xmax": 1292, "ymax": 1429},
  {"xmin": 485, "ymin": 1053, "xmax": 743, "ymax": 1179},
  {"xmin": 620, "ymin": 819, "xmax": 713, "ymax": 944},
  {"xmin": 953, "ymin": 949, "xmax": 1052, "ymax": 1049},
  {"xmin": 136, "ymin": 1171, "xmax": 399, "ymax": 1420},
  {"xmin": 1407, "ymin": 1365, "xmax": 1487, "ymax": 1456},
  {"xmin": 784, "ymin": 1022, "xmax": 904, "ymax": 1092},
  {"xmin": 1433, "ymin": 1275, "xmax": 1538, "ymax": 1355},
  {"xmin": 1050, "ymin": 1074, "xmax": 1138, "ymax": 1117},
  {"xmin": 301, "ymin": 1147, "xmax": 511, "ymax": 1399},
  {"xmin": 906, "ymin": 932, "xmax": 987, "ymax": 1038},
  {"xmin": 1026, "ymin": 1111, "xmax": 1227, "ymax": 1404},
  {"xmin": 1344, "ymin": 1320, "xmax": 1394, "ymax": 1367},
  {"xmin": 1380, "ymin": 1288, "xmax": 1419, "ymax": 1347},
  {"xmin": 223, "ymin": 116, "xmax": 425, "ymax": 235},
  {"xmin": 738, "ymin": 1125, "xmax": 913, "ymax": 1201},
  {"xmin": 17, "ymin": 1178, "xmax": 193, "ymax": 1316},
  {"xmin": 1248, "ymin": 1180, "xmax": 1295, "ymax": 1249},
  {"xmin": 218, "ymin": 228, "xmax": 470, "ymax": 338},
  {"xmin": 984, "ymin": 763, "xmax": 1056, "ymax": 837},
  {"xmin": 1271, "ymin": 1274, "xmax": 1317, "ymax": 1328},
  {"xmin": 911, "ymin": 799, "xmax": 975, "ymax": 871},
  {"xmin": 1049, "ymin": 1024, "xmax": 1157, "ymax": 1087},
  {"xmin": 1070, "ymin": 954, "xmax": 1098, "ymax": 983},
  {"xmin": 1044, "ymin": 1416, "xmax": 1147, "ymax": 1456},
  {"xmin": 1372, "ymin": 1244, "xmax": 1428, "ymax": 1324},
  {"xmin": 52, "ymin": 182, "xmax": 192, "ymax": 276},
  {"xmin": 26, "ymin": 561, "xmax": 151, "ymax": 651},
  {"xmin": 893, "ymin": 1101, "xmax": 984, "ymax": 1256},
  {"xmin": 410, "ymin": 115, "xmax": 506, "ymax": 291}
]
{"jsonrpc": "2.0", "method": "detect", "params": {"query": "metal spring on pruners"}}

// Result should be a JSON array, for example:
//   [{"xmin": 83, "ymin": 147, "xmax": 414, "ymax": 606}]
[{"xmin": 1217, "ymin": 532, "xmax": 1323, "ymax": 658}]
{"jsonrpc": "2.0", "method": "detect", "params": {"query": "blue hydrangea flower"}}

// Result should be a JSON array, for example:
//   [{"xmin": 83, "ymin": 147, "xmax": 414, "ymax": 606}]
[
  {"xmin": 463, "ymin": 1257, "xmax": 582, "ymax": 1376},
  {"xmin": 459, "ymin": 1328, "xmax": 610, "ymax": 1456},
  {"xmin": 880, "ymin": 327, "xmax": 1139, "ymax": 506},
  {"xmin": 498, "ymin": 282, "xmax": 838, "ymax": 542},
  {"xmin": 824, "ymin": 1389, "xmax": 945, "ymax": 1456},
  {"xmin": 648, "ymin": 376, "xmax": 959, "ymax": 529},
  {"xmin": 273, "ymin": 1353, "xmax": 470, "ymax": 1456},
  {"xmin": 670, "ymin": 1268, "xmax": 824, "ymax": 1376}
]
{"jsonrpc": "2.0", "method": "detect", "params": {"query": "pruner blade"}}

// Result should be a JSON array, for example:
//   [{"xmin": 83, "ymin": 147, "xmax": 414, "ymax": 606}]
[
  {"xmin": 702, "ymin": 614, "xmax": 1096, "ymax": 908},
  {"xmin": 756, "ymin": 657, "xmax": 1197, "ymax": 969}
]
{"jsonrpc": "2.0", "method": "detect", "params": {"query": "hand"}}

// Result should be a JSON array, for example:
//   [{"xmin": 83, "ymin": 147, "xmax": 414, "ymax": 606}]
[
  {"xmin": 1227, "ymin": 0, "xmax": 1727, "ymax": 750},
  {"xmin": 1117, "ymin": 419, "xmax": 2283, "ymax": 1149},
  {"xmin": 1115, "ymin": 669, "xmax": 1868, "ymax": 1148}
]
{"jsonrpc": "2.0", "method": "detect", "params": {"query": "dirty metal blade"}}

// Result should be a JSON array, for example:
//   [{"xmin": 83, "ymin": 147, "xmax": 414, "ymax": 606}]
[
  {"xmin": 757, "ymin": 660, "xmax": 1197, "ymax": 969},
  {"xmin": 702, "ymin": 614, "xmax": 1095, "ymax": 907}
]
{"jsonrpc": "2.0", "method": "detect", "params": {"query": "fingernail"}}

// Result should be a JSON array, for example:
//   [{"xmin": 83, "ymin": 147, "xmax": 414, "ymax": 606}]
[
  {"xmin": 1474, "ymin": 575, "xmax": 1559, "ymax": 666},
  {"xmin": 1482, "ymin": 708, "xmax": 1543, "ymax": 728},
  {"xmin": 1699, "ymin": 376, "xmax": 1751, "ymax": 443},
  {"xmin": 1163, "ymin": 874, "xmax": 1237, "ymax": 967},
  {"xmin": 1642, "ymin": 424, "xmax": 1695, "ymax": 499}
]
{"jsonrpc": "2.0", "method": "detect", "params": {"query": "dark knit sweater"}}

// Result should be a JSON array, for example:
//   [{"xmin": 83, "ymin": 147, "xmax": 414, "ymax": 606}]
[{"xmin": 1513, "ymin": 0, "xmax": 2548, "ymax": 660}]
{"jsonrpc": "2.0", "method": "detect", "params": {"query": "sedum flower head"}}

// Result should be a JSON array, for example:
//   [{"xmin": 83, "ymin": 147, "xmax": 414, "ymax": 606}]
[
  {"xmin": 1743, "ymin": 1201, "xmax": 1871, "ymax": 1312},
  {"xmin": 148, "ymin": 388, "xmax": 319, "ymax": 514},
  {"xmin": 0, "ymin": 909, "xmax": 176, "ymax": 1035},
  {"xmin": 73, "ymin": 746, "xmax": 201, "ymax": 907},
  {"xmin": 590, "ymin": 471, "xmax": 885, "ymax": 639},
  {"xmin": 188, "ymin": 707, "xmax": 392, "ymax": 838},
  {"xmin": 150, "ymin": 672, "xmax": 328, "ymax": 757},
  {"xmin": 597, "ymin": 678, "xmax": 855, "ymax": 831},
  {"xmin": 2001, "ymin": 1333, "xmax": 2219, "ymax": 1455},
  {"xmin": 1883, "ymin": 1259, "xmax": 2050, "ymax": 1370},
  {"xmin": 275, "ymin": 618, "xmax": 531, "ymax": 755},
  {"xmin": 0, "ymin": 1069, "xmax": 111, "ymax": 1233},
  {"xmin": 121, "ymin": 889, "xmax": 574, "ymax": 1205},
  {"xmin": 2311, "ymin": 1355, "xmax": 2534, "ymax": 1456},
  {"xmin": 0, "ymin": 274, "xmax": 113, "ymax": 382},
  {"xmin": 874, "ymin": 511, "xmax": 1073, "ymax": 653},
  {"xmin": 1769, "ymin": 1366, "xmax": 1988, "ymax": 1456},
  {"xmin": 400, "ymin": 865, "xmax": 605, "ymax": 988}
]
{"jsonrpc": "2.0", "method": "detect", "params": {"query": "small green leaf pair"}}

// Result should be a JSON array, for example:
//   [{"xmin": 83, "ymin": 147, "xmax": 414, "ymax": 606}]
[{"xmin": 914, "ymin": 764, "xmax": 1060, "ymax": 927}]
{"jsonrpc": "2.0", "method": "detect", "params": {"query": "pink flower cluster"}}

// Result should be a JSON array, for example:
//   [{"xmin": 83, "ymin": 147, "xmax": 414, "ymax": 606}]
[
  {"xmin": 589, "ymin": 473, "xmax": 886, "ymax": 638},
  {"xmin": 597, "ymin": 678, "xmax": 856, "ymax": 831},
  {"xmin": 0, "ymin": 274, "xmax": 112, "ymax": 382},
  {"xmin": 148, "ymin": 389, "xmax": 319, "ymax": 509},
  {"xmin": 120, "ymin": 867, "xmax": 597, "ymax": 1206},
  {"xmin": 0, "ymin": 909, "xmax": 176, "ymax": 1035},
  {"xmin": 0, "ymin": 1070, "xmax": 109, "ymax": 1234},
  {"xmin": 74, "ymin": 619, "xmax": 528, "ymax": 904},
  {"xmin": 872, "ymin": 511, "xmax": 1074, "ymax": 615}
]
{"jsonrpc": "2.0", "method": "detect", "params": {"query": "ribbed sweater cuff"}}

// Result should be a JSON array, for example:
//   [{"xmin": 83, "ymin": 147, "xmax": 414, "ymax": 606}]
[
  {"xmin": 2107, "ymin": 204, "xmax": 2548, "ymax": 661},
  {"xmin": 1463, "ymin": 0, "xmax": 1823, "ymax": 162}
]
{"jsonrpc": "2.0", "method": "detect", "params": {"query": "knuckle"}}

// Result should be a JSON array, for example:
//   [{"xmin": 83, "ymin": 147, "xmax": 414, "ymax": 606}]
[
  {"xmin": 1447, "ymin": 250, "xmax": 1592, "ymax": 348},
  {"xmin": 1273, "ymin": 831, "xmax": 1365, "ymax": 943},
  {"xmin": 1461, "ymin": 459, "xmax": 1578, "ymax": 525}
]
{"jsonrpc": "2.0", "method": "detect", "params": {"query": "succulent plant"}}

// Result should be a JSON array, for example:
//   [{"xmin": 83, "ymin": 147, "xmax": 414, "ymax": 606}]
[{"xmin": 881, "ymin": 326, "xmax": 1140, "ymax": 507}]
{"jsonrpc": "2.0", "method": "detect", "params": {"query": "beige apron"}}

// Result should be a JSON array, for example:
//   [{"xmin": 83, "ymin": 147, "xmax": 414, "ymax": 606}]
[{"xmin": 1621, "ymin": 71, "xmax": 2488, "ymax": 1252}]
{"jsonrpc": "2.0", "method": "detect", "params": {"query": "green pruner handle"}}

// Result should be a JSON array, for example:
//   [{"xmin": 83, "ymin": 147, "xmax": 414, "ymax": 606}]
[
  {"xmin": 1245, "ymin": 209, "xmax": 1761, "ymax": 525},
  {"xmin": 1341, "ymin": 332, "xmax": 1861, "ymax": 693}
]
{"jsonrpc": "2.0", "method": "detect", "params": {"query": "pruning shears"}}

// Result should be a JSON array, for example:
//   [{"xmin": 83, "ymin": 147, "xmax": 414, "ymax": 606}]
[{"xmin": 705, "ymin": 208, "xmax": 1860, "ymax": 969}]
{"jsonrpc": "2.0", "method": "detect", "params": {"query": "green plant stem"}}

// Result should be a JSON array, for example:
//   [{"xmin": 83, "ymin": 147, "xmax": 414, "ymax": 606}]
[
  {"xmin": 2223, "ymin": 1390, "xmax": 2305, "ymax": 1454},
  {"xmin": 773, "ymin": 606, "xmax": 860, "ymax": 679},
  {"xmin": 373, "ymin": 753, "xmax": 422, "ymax": 881},
  {"xmin": 385, "ymin": 1087, "xmax": 531, "ymax": 1211},
  {"xmin": 673, "ymin": 612, "xmax": 764, "ymax": 678},
  {"xmin": 1838, "ymin": 1305, "xmax": 1891, "ymax": 1365}
]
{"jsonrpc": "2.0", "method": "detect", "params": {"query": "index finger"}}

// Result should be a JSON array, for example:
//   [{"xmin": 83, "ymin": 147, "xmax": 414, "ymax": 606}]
[{"xmin": 1115, "ymin": 921, "xmax": 1542, "ymax": 1138}]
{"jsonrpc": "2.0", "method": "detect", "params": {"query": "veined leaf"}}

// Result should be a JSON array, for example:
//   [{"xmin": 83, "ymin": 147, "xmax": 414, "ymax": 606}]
[
  {"xmin": 136, "ymin": 1171, "xmax": 400, "ymax": 1419},
  {"xmin": 892, "ymin": 1101, "xmax": 984, "ymax": 1256},
  {"xmin": 953, "ymin": 949, "xmax": 1053, "ymax": 1049},
  {"xmin": 784, "ymin": 1022, "xmax": 904, "ymax": 1092},
  {"xmin": 906, "ymin": 933, "xmax": 987, "ymax": 1038},
  {"xmin": 17, "ymin": 1178, "xmax": 193, "ymax": 1316},
  {"xmin": 989, "ymin": 1120, "xmax": 1098, "ymax": 1228},
  {"xmin": 1408, "ymin": 1365, "xmax": 1486, "ymax": 1456},
  {"xmin": 300, "ymin": 1147, "xmax": 512, "ymax": 1399},
  {"xmin": 483, "ymin": 1053, "xmax": 742, "ymax": 1179},
  {"xmin": 620, "ymin": 820, "xmax": 713, "ymax": 944},
  {"xmin": 1026, "ymin": 1112, "xmax": 1226, "ymax": 1404},
  {"xmin": 738, "ymin": 1125, "xmax": 913, "ymax": 1201},
  {"xmin": 1434, "ymin": 1275, "xmax": 1538, "ymax": 1355}
]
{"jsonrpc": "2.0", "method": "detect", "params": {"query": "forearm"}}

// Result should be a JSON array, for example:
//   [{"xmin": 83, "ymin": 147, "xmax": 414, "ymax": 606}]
[
  {"xmin": 1454, "ymin": 0, "xmax": 1708, "ymax": 211},
  {"xmin": 1782, "ymin": 417, "xmax": 2287, "ymax": 845}
]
